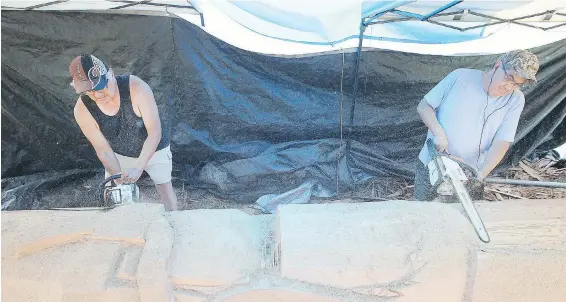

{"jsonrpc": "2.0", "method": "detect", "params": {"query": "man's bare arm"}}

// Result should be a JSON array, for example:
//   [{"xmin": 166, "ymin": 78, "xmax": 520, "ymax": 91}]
[
  {"xmin": 74, "ymin": 100, "xmax": 122, "ymax": 177},
  {"xmin": 417, "ymin": 98, "xmax": 448, "ymax": 152},
  {"xmin": 478, "ymin": 140, "xmax": 510, "ymax": 180},
  {"xmin": 417, "ymin": 98, "xmax": 446, "ymax": 137},
  {"xmin": 130, "ymin": 75, "xmax": 162, "ymax": 169}
]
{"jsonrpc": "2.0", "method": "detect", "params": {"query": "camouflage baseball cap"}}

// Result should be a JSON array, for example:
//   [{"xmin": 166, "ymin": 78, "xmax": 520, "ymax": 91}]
[{"xmin": 500, "ymin": 49, "xmax": 539, "ymax": 84}]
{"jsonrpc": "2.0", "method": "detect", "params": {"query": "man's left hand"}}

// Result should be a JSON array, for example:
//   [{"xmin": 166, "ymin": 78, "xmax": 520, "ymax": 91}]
[{"xmin": 122, "ymin": 166, "xmax": 143, "ymax": 184}]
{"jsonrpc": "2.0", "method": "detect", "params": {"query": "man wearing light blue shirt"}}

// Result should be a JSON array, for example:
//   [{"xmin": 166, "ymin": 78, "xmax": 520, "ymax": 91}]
[{"xmin": 414, "ymin": 50, "xmax": 540, "ymax": 201}]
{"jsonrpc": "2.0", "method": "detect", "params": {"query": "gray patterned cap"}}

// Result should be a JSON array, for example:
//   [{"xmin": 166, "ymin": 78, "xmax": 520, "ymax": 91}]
[{"xmin": 500, "ymin": 49, "xmax": 539, "ymax": 84}]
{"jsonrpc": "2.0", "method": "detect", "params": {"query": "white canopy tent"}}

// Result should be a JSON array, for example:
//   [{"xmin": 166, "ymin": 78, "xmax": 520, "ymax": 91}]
[{"xmin": 2, "ymin": 0, "xmax": 565, "ymax": 55}]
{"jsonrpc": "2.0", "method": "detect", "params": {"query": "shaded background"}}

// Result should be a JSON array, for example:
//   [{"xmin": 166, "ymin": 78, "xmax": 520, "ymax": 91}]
[{"xmin": 2, "ymin": 11, "xmax": 565, "ymax": 210}]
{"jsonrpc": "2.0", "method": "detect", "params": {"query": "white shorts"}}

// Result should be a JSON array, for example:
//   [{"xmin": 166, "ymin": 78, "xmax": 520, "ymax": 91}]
[{"xmin": 105, "ymin": 145, "xmax": 173, "ymax": 185}]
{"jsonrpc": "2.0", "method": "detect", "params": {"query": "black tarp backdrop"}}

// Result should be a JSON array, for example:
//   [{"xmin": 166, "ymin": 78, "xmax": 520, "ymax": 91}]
[{"xmin": 1, "ymin": 11, "xmax": 565, "ymax": 210}]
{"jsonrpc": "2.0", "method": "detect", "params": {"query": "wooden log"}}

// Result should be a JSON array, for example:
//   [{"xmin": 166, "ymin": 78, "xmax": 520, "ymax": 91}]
[
  {"xmin": 278, "ymin": 199, "xmax": 566, "ymax": 302},
  {"xmin": 473, "ymin": 199, "xmax": 566, "ymax": 251}
]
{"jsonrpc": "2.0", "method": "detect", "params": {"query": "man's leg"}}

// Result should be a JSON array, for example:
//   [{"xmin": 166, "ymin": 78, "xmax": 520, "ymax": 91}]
[
  {"xmin": 144, "ymin": 146, "xmax": 178, "ymax": 211},
  {"xmin": 155, "ymin": 181, "xmax": 178, "ymax": 211},
  {"xmin": 413, "ymin": 160, "xmax": 436, "ymax": 201}
]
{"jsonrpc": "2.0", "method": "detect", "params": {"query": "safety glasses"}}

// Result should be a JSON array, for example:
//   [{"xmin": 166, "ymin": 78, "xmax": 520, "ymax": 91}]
[{"xmin": 501, "ymin": 64, "xmax": 526, "ymax": 89}]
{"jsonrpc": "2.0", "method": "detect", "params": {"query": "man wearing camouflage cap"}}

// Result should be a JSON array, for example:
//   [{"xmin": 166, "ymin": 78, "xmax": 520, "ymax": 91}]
[{"xmin": 414, "ymin": 49, "xmax": 539, "ymax": 201}]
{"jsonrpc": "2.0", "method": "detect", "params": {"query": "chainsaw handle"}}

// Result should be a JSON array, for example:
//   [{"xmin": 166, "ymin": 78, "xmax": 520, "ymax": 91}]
[
  {"xmin": 427, "ymin": 137, "xmax": 451, "ymax": 158},
  {"xmin": 101, "ymin": 173, "xmax": 122, "ymax": 187},
  {"xmin": 426, "ymin": 138, "xmax": 479, "ymax": 179},
  {"xmin": 97, "ymin": 173, "xmax": 123, "ymax": 206}
]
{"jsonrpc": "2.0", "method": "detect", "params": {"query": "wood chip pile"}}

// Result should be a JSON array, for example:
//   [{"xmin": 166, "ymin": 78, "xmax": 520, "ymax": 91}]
[
  {"xmin": 352, "ymin": 157, "xmax": 565, "ymax": 201},
  {"xmin": 484, "ymin": 159, "xmax": 566, "ymax": 201}
]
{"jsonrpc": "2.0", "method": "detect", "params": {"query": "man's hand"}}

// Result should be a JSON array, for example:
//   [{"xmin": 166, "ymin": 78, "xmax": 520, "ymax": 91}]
[
  {"xmin": 434, "ymin": 135, "xmax": 449, "ymax": 153},
  {"xmin": 122, "ymin": 166, "xmax": 143, "ymax": 184}
]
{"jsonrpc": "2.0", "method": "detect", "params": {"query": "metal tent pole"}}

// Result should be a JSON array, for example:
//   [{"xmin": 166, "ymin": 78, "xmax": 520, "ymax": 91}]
[
  {"xmin": 348, "ymin": 22, "xmax": 367, "ymax": 128},
  {"xmin": 484, "ymin": 178, "xmax": 566, "ymax": 189}
]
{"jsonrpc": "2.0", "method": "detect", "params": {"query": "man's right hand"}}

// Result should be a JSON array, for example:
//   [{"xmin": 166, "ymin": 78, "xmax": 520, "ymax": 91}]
[{"xmin": 434, "ymin": 135, "xmax": 449, "ymax": 153}]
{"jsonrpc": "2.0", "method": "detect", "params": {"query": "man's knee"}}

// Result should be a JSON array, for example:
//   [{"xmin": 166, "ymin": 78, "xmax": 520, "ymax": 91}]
[{"xmin": 145, "ymin": 146, "xmax": 173, "ymax": 185}]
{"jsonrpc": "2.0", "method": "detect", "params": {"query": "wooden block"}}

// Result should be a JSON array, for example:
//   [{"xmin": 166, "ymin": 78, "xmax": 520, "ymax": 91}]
[
  {"xmin": 1, "ymin": 278, "xmax": 63, "ymax": 302},
  {"xmin": 221, "ymin": 289, "xmax": 343, "ymax": 302},
  {"xmin": 474, "ymin": 199, "xmax": 566, "ymax": 250},
  {"xmin": 175, "ymin": 294, "xmax": 207, "ymax": 302},
  {"xmin": 89, "ymin": 235, "xmax": 145, "ymax": 246},
  {"xmin": 277, "ymin": 201, "xmax": 479, "ymax": 302},
  {"xmin": 137, "ymin": 216, "xmax": 174, "ymax": 302},
  {"xmin": 168, "ymin": 210, "xmax": 272, "ymax": 294},
  {"xmin": 62, "ymin": 289, "xmax": 139, "ymax": 302},
  {"xmin": 472, "ymin": 251, "xmax": 566, "ymax": 302},
  {"xmin": 117, "ymin": 248, "xmax": 143, "ymax": 281}
]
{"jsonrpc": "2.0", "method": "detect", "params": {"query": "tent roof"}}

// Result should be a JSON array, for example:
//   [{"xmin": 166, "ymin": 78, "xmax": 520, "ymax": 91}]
[
  {"xmin": 2, "ymin": 0, "xmax": 565, "ymax": 55},
  {"xmin": 0, "ymin": 0, "xmax": 200, "ymax": 15}
]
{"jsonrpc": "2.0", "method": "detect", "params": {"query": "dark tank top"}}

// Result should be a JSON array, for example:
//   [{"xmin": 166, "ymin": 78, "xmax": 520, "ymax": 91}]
[{"xmin": 82, "ymin": 75, "xmax": 169, "ymax": 157}]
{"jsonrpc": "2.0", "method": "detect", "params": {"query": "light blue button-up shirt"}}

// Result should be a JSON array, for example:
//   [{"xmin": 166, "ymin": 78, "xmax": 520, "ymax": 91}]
[{"xmin": 418, "ymin": 68, "xmax": 525, "ymax": 169}]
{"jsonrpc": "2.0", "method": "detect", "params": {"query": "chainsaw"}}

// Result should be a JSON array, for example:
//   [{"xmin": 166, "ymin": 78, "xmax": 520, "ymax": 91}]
[
  {"xmin": 48, "ymin": 173, "xmax": 140, "ymax": 211},
  {"xmin": 426, "ymin": 138, "xmax": 490, "ymax": 243},
  {"xmin": 97, "ymin": 173, "xmax": 140, "ymax": 207}
]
